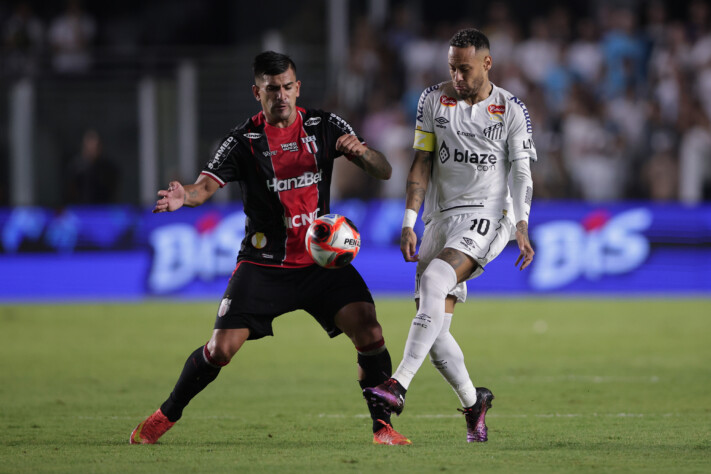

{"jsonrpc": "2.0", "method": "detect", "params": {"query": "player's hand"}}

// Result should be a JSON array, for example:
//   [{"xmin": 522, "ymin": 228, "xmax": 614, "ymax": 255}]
[
  {"xmin": 514, "ymin": 227, "xmax": 534, "ymax": 271},
  {"xmin": 401, "ymin": 227, "xmax": 419, "ymax": 262},
  {"xmin": 335, "ymin": 134, "xmax": 367, "ymax": 159},
  {"xmin": 153, "ymin": 181, "xmax": 185, "ymax": 213}
]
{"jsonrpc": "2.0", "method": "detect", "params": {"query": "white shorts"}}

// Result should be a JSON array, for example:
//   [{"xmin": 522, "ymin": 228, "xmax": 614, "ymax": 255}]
[{"xmin": 414, "ymin": 213, "xmax": 513, "ymax": 303}]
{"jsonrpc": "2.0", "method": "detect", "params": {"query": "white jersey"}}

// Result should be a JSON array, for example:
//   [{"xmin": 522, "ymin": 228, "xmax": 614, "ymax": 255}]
[{"xmin": 413, "ymin": 81, "xmax": 537, "ymax": 225}]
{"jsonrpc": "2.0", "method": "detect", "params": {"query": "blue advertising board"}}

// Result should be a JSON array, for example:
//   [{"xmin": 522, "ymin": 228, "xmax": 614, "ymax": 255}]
[{"xmin": 0, "ymin": 201, "xmax": 709, "ymax": 302}]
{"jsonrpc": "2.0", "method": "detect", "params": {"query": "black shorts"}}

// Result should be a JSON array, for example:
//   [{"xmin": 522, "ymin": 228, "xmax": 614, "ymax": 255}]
[{"xmin": 213, "ymin": 261, "xmax": 374, "ymax": 340}]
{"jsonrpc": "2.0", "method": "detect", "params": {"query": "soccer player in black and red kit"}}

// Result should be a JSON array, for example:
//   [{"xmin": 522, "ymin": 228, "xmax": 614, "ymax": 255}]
[{"xmin": 130, "ymin": 51, "xmax": 411, "ymax": 446}]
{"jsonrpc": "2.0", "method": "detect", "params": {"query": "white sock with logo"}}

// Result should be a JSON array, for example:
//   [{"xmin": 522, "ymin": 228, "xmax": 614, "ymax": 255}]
[
  {"xmin": 394, "ymin": 258, "xmax": 457, "ymax": 389},
  {"xmin": 429, "ymin": 313, "xmax": 477, "ymax": 407}
]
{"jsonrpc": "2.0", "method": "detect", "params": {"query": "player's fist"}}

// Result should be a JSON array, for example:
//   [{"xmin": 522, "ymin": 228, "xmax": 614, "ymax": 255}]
[
  {"xmin": 153, "ymin": 181, "xmax": 185, "ymax": 213},
  {"xmin": 335, "ymin": 134, "xmax": 366, "ymax": 159}
]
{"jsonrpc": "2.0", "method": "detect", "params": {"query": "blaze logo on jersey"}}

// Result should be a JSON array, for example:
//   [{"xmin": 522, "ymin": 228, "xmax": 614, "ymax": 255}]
[
  {"xmin": 304, "ymin": 117, "xmax": 321, "ymax": 126},
  {"xmin": 483, "ymin": 122, "xmax": 504, "ymax": 140},
  {"xmin": 266, "ymin": 170, "xmax": 323, "ymax": 192},
  {"xmin": 440, "ymin": 95, "xmax": 457, "ymax": 107},
  {"xmin": 244, "ymin": 133, "xmax": 262, "ymax": 139},
  {"xmin": 439, "ymin": 141, "xmax": 451, "ymax": 163},
  {"xmin": 487, "ymin": 104, "xmax": 505, "ymax": 114}
]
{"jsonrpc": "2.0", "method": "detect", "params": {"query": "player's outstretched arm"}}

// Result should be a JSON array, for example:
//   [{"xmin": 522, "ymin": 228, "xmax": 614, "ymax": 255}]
[
  {"xmin": 335, "ymin": 134, "xmax": 392, "ymax": 180},
  {"xmin": 400, "ymin": 150, "xmax": 432, "ymax": 262},
  {"xmin": 511, "ymin": 158, "xmax": 534, "ymax": 270},
  {"xmin": 152, "ymin": 175, "xmax": 220, "ymax": 213}
]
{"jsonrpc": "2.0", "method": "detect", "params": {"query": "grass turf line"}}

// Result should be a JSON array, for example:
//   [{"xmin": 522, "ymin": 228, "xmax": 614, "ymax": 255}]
[{"xmin": 0, "ymin": 299, "xmax": 709, "ymax": 473}]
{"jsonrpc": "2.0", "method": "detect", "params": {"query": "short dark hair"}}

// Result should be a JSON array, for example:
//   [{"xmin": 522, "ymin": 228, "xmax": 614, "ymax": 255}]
[
  {"xmin": 252, "ymin": 51, "xmax": 297, "ymax": 80},
  {"xmin": 449, "ymin": 28, "xmax": 490, "ymax": 51}
]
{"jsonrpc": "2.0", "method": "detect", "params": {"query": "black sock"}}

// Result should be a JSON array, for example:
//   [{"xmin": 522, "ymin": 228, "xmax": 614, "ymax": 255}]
[
  {"xmin": 160, "ymin": 346, "xmax": 222, "ymax": 422},
  {"xmin": 357, "ymin": 348, "xmax": 393, "ymax": 432}
]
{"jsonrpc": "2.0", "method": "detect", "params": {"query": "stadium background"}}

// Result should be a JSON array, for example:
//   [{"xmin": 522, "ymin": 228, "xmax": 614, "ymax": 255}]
[{"xmin": 1, "ymin": 0, "xmax": 710, "ymax": 299}]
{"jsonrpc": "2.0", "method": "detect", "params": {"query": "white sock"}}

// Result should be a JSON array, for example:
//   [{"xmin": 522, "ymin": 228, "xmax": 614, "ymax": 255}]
[
  {"xmin": 429, "ymin": 313, "xmax": 477, "ymax": 407},
  {"xmin": 394, "ymin": 259, "xmax": 457, "ymax": 389}
]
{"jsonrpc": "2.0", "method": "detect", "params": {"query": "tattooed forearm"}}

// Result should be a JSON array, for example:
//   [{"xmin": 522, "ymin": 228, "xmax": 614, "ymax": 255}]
[
  {"xmin": 360, "ymin": 148, "xmax": 392, "ymax": 180},
  {"xmin": 406, "ymin": 181, "xmax": 426, "ymax": 208},
  {"xmin": 516, "ymin": 221, "xmax": 529, "ymax": 239}
]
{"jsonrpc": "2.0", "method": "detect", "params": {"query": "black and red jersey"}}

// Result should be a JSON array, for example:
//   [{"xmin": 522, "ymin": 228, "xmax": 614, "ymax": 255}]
[{"xmin": 200, "ymin": 107, "xmax": 363, "ymax": 267}]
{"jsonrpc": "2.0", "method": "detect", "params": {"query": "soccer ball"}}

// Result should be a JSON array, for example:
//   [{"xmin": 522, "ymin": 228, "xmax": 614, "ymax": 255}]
[{"xmin": 305, "ymin": 214, "xmax": 361, "ymax": 269}]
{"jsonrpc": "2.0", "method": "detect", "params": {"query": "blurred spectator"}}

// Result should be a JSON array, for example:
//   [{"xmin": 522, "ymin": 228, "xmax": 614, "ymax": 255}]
[
  {"xmin": 638, "ymin": 101, "xmax": 680, "ymax": 200},
  {"xmin": 566, "ymin": 18, "xmax": 603, "ymax": 87},
  {"xmin": 65, "ymin": 130, "xmax": 120, "ymax": 204},
  {"xmin": 679, "ymin": 103, "xmax": 711, "ymax": 204},
  {"xmin": 561, "ymin": 86, "xmax": 627, "ymax": 201},
  {"xmin": 599, "ymin": 7, "xmax": 646, "ymax": 98},
  {"xmin": 47, "ymin": 0, "xmax": 96, "ymax": 74},
  {"xmin": 2, "ymin": 1, "xmax": 43, "ymax": 77},
  {"xmin": 514, "ymin": 17, "xmax": 559, "ymax": 85}
]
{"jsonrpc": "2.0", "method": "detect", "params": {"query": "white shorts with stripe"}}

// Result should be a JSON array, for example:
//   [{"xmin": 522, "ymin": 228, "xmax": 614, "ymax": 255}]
[{"xmin": 414, "ymin": 212, "xmax": 514, "ymax": 303}]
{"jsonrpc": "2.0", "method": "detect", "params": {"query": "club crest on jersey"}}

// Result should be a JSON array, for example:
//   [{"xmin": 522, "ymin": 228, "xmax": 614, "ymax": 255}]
[
  {"xmin": 301, "ymin": 135, "xmax": 319, "ymax": 153},
  {"xmin": 483, "ymin": 122, "xmax": 504, "ymax": 140},
  {"xmin": 304, "ymin": 117, "xmax": 321, "ymax": 126},
  {"xmin": 218, "ymin": 298, "xmax": 231, "ymax": 317},
  {"xmin": 440, "ymin": 95, "xmax": 457, "ymax": 107},
  {"xmin": 439, "ymin": 141, "xmax": 451, "ymax": 163}
]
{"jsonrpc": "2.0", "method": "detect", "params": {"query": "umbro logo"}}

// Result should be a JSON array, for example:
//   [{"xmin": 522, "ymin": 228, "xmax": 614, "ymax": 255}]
[{"xmin": 435, "ymin": 116, "xmax": 449, "ymax": 129}]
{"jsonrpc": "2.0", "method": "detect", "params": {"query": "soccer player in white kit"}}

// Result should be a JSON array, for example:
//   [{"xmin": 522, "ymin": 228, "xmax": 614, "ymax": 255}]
[{"xmin": 365, "ymin": 28, "xmax": 536, "ymax": 443}]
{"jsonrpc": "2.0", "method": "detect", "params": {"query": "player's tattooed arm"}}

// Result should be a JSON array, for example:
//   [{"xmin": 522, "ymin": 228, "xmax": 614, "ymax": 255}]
[
  {"xmin": 335, "ymin": 134, "xmax": 392, "ymax": 180},
  {"xmin": 514, "ymin": 220, "xmax": 535, "ymax": 271},
  {"xmin": 358, "ymin": 147, "xmax": 393, "ymax": 180},
  {"xmin": 153, "ymin": 175, "xmax": 221, "ymax": 213},
  {"xmin": 406, "ymin": 151, "xmax": 432, "ymax": 211},
  {"xmin": 182, "ymin": 175, "xmax": 220, "ymax": 207}
]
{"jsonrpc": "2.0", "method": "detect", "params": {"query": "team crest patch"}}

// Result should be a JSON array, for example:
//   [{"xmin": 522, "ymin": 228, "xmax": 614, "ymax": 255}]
[
  {"xmin": 440, "ymin": 95, "xmax": 457, "ymax": 107},
  {"xmin": 251, "ymin": 232, "xmax": 267, "ymax": 249},
  {"xmin": 483, "ymin": 122, "xmax": 504, "ymax": 140},
  {"xmin": 218, "ymin": 298, "xmax": 231, "ymax": 317}
]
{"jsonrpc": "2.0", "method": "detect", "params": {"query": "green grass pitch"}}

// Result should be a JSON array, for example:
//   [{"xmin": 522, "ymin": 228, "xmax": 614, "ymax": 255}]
[{"xmin": 1, "ymin": 299, "xmax": 710, "ymax": 473}]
